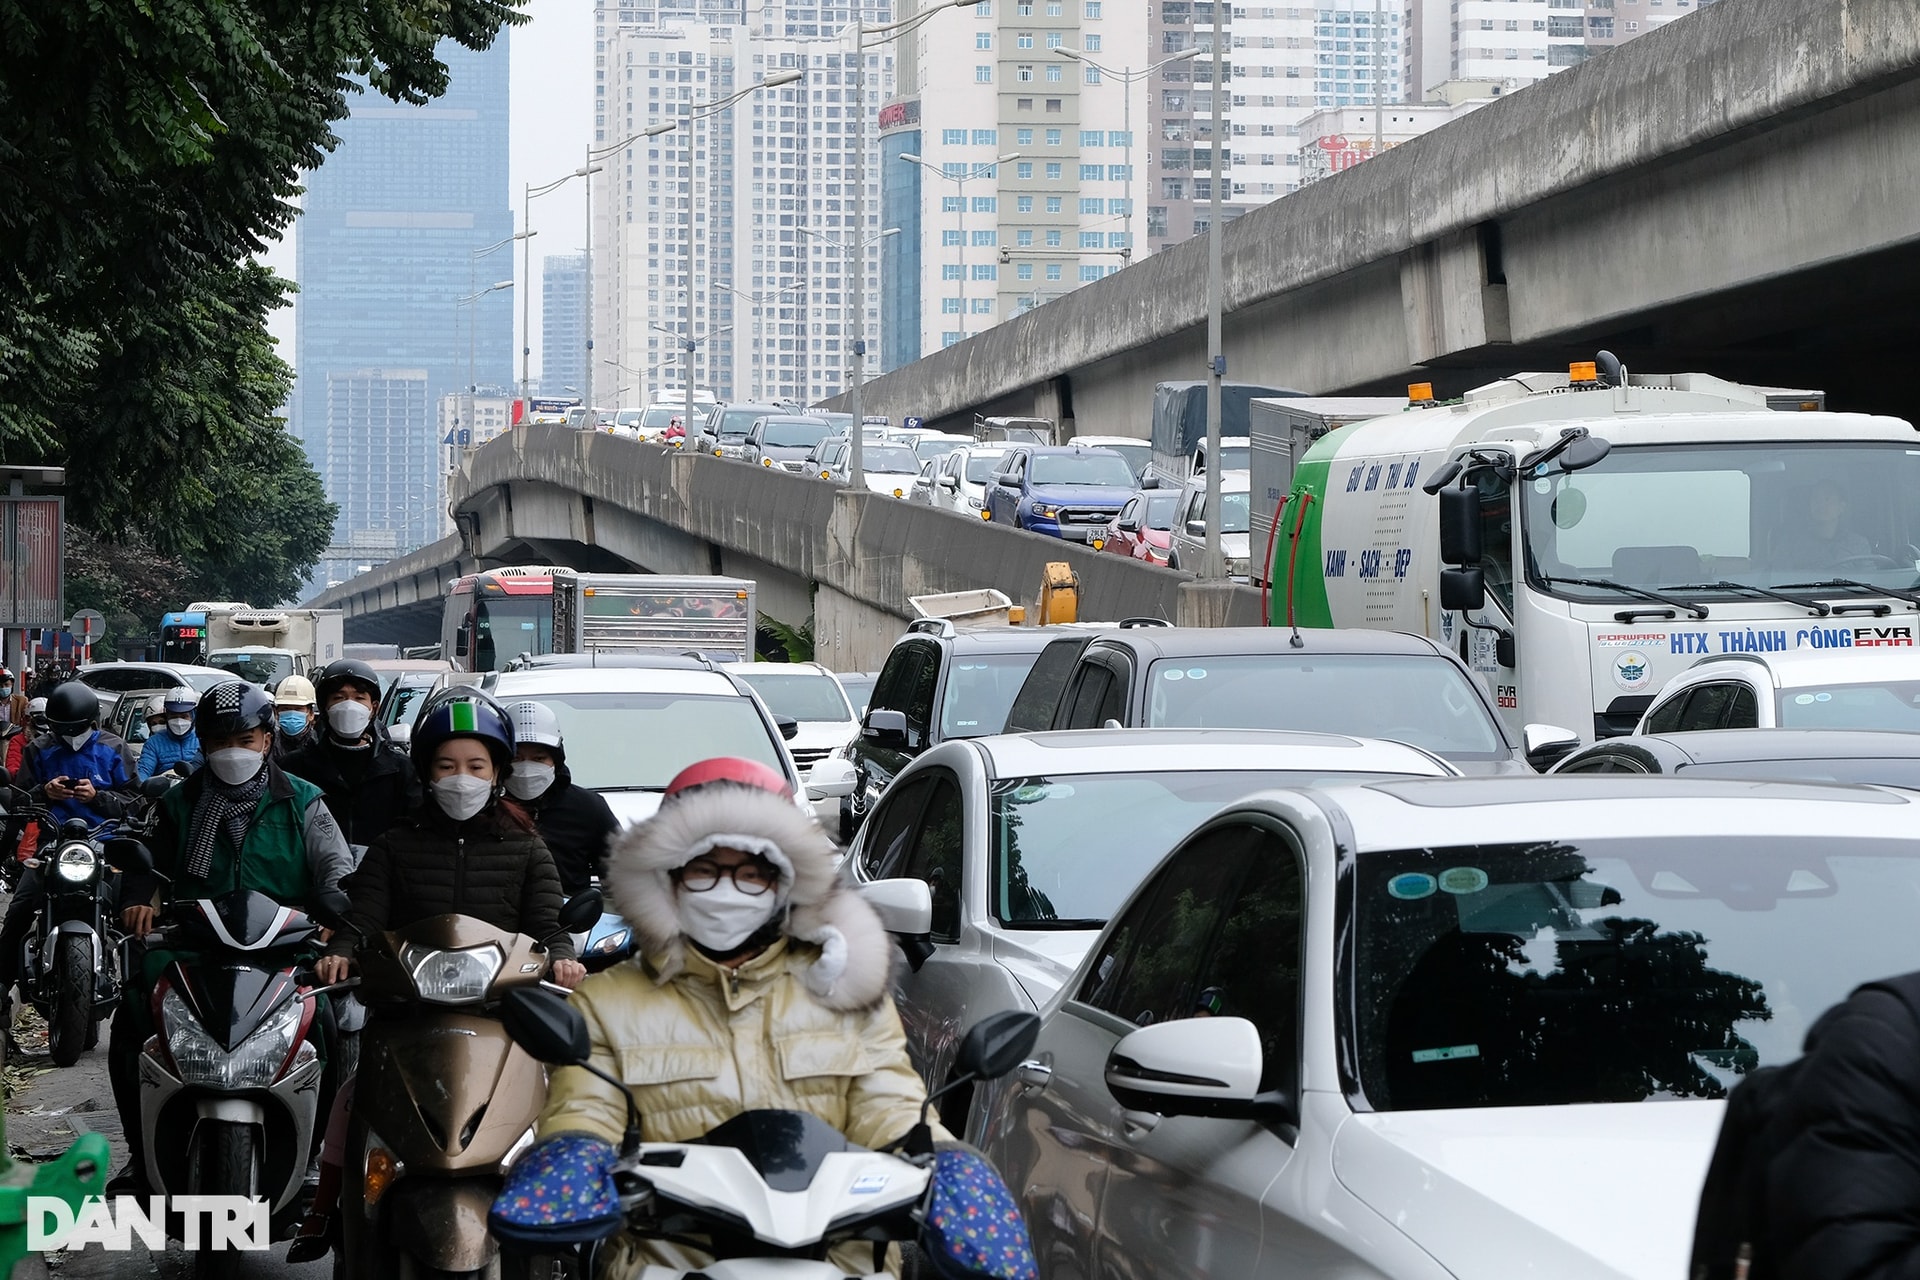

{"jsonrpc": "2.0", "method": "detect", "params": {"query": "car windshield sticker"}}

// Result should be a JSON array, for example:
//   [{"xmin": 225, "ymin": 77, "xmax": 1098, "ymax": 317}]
[
  {"xmin": 1009, "ymin": 783, "xmax": 1074, "ymax": 803},
  {"xmin": 1186, "ymin": 668, "xmax": 1209, "ymax": 680},
  {"xmin": 1411, "ymin": 1045, "xmax": 1480, "ymax": 1064},
  {"xmin": 1387, "ymin": 872, "xmax": 1437, "ymax": 901},
  {"xmin": 1438, "ymin": 867, "xmax": 1489, "ymax": 895},
  {"xmin": 1164, "ymin": 670, "xmax": 1185, "ymax": 681}
]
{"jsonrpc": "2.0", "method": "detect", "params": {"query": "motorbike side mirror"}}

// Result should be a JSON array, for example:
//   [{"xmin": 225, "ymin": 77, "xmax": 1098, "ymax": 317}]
[
  {"xmin": 172, "ymin": 761, "xmax": 191, "ymax": 777},
  {"xmin": 138, "ymin": 775, "xmax": 176, "ymax": 799},
  {"xmin": 310, "ymin": 887, "xmax": 356, "ymax": 935},
  {"xmin": 953, "ymin": 1010, "xmax": 1042, "ymax": 1082},
  {"xmin": 103, "ymin": 837, "xmax": 155, "ymax": 875},
  {"xmin": 556, "ymin": 888, "xmax": 605, "ymax": 935},
  {"xmin": 501, "ymin": 986, "xmax": 592, "ymax": 1067}
]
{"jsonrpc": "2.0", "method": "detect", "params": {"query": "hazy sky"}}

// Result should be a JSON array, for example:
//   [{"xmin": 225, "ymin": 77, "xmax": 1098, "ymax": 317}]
[{"xmin": 263, "ymin": 0, "xmax": 594, "ymax": 384}]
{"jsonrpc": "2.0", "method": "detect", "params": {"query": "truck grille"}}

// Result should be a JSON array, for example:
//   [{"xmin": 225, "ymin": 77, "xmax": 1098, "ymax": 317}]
[{"xmin": 1060, "ymin": 508, "xmax": 1118, "ymax": 526}]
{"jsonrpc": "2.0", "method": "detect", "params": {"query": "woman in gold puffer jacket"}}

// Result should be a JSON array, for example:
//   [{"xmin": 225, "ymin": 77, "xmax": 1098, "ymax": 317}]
[{"xmin": 534, "ymin": 756, "xmax": 943, "ymax": 1276}]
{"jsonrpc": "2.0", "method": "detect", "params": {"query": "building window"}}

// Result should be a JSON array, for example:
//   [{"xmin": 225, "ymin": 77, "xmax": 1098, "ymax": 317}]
[
  {"xmin": 1109, "ymin": 131, "xmax": 1131, "ymax": 146},
  {"xmin": 976, "ymin": 65, "xmax": 993, "ymax": 82},
  {"xmin": 972, "ymin": 195, "xmax": 997, "ymax": 212},
  {"xmin": 1081, "ymin": 130, "xmax": 1103, "ymax": 147},
  {"xmin": 1046, "ymin": 196, "xmax": 1063, "ymax": 212},
  {"xmin": 943, "ymin": 162, "xmax": 969, "ymax": 177},
  {"xmin": 1017, "ymin": 263, "xmax": 1034, "ymax": 280},
  {"xmin": 1017, "ymin": 64, "xmax": 1035, "ymax": 81},
  {"xmin": 1045, "ymin": 228, "xmax": 1063, "ymax": 246},
  {"xmin": 1046, "ymin": 31, "xmax": 1064, "ymax": 48},
  {"xmin": 1079, "ymin": 231, "xmax": 1102, "ymax": 248},
  {"xmin": 1080, "ymin": 197, "xmax": 1103, "ymax": 213},
  {"xmin": 1085, "ymin": 66, "xmax": 1102, "ymax": 83},
  {"xmin": 1046, "ymin": 263, "xmax": 1063, "ymax": 280},
  {"xmin": 1017, "ymin": 97, "xmax": 1034, "ymax": 110},
  {"xmin": 941, "ymin": 195, "xmax": 963, "ymax": 212},
  {"xmin": 1108, "ymin": 198, "xmax": 1129, "ymax": 214},
  {"xmin": 1046, "ymin": 162, "xmax": 1063, "ymax": 178},
  {"xmin": 1046, "ymin": 128, "xmax": 1063, "ymax": 145},
  {"xmin": 1017, "ymin": 32, "xmax": 1035, "ymax": 48},
  {"xmin": 1017, "ymin": 127, "xmax": 1034, "ymax": 145},
  {"xmin": 1017, "ymin": 161, "xmax": 1034, "ymax": 178},
  {"xmin": 1108, "ymin": 165, "xmax": 1131, "ymax": 180},
  {"xmin": 971, "ymin": 298, "xmax": 995, "ymax": 314},
  {"xmin": 1017, "ymin": 195, "xmax": 1034, "ymax": 212},
  {"xmin": 1046, "ymin": 64, "xmax": 1063, "ymax": 81},
  {"xmin": 1086, "ymin": 34, "xmax": 1103, "ymax": 50},
  {"xmin": 1079, "ymin": 164, "xmax": 1103, "ymax": 181},
  {"xmin": 1017, "ymin": 229, "xmax": 1034, "ymax": 246},
  {"xmin": 1080, "ymin": 265, "xmax": 1105, "ymax": 281},
  {"xmin": 943, "ymin": 128, "xmax": 967, "ymax": 144},
  {"xmin": 1045, "ymin": 98, "xmax": 1063, "ymax": 112},
  {"xmin": 942, "ymin": 265, "xmax": 963, "ymax": 279},
  {"xmin": 943, "ymin": 332, "xmax": 965, "ymax": 347},
  {"xmin": 942, "ymin": 230, "xmax": 963, "ymax": 246},
  {"xmin": 976, "ymin": 31, "xmax": 992, "ymax": 48},
  {"xmin": 972, "ymin": 264, "xmax": 998, "ymax": 280},
  {"xmin": 1085, "ymin": 0, "xmax": 1102, "ymax": 14},
  {"xmin": 971, "ymin": 230, "xmax": 997, "ymax": 246},
  {"xmin": 941, "ymin": 297, "xmax": 962, "ymax": 314}
]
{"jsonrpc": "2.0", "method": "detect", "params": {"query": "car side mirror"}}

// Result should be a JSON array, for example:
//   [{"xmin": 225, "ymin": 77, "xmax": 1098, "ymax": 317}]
[
  {"xmin": 1106, "ymin": 1016, "xmax": 1296, "ymax": 1126},
  {"xmin": 556, "ymin": 888, "xmax": 604, "ymax": 935},
  {"xmin": 1185, "ymin": 519, "xmax": 1207, "ymax": 537},
  {"xmin": 500, "ymin": 987, "xmax": 591, "ymax": 1066},
  {"xmin": 1141, "ymin": 474, "xmax": 1159, "ymax": 489},
  {"xmin": 860, "ymin": 878, "xmax": 933, "ymax": 936},
  {"xmin": 1439, "ymin": 566, "xmax": 1486, "ymax": 613},
  {"xmin": 989, "ymin": 471, "xmax": 1013, "ymax": 486},
  {"xmin": 955, "ymin": 1010, "xmax": 1042, "ymax": 1081},
  {"xmin": 776, "ymin": 714, "xmax": 800, "ymax": 741},
  {"xmin": 1523, "ymin": 723, "xmax": 1583, "ymax": 772},
  {"xmin": 939, "ymin": 475, "xmax": 959, "ymax": 490},
  {"xmin": 863, "ymin": 708, "xmax": 909, "ymax": 748},
  {"xmin": 805, "ymin": 757, "xmax": 858, "ymax": 800}
]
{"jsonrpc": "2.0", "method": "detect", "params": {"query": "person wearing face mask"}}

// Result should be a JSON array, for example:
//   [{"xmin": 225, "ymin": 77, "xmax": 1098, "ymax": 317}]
[
  {"xmin": 135, "ymin": 686, "xmax": 203, "ymax": 781},
  {"xmin": 526, "ymin": 756, "xmax": 942, "ymax": 1277},
  {"xmin": 504, "ymin": 700, "xmax": 619, "ymax": 896},
  {"xmin": 0, "ymin": 666, "xmax": 27, "ymax": 730},
  {"xmin": 271, "ymin": 674, "xmax": 319, "ymax": 762},
  {"xmin": 105, "ymin": 679, "xmax": 352, "ymax": 1194},
  {"xmin": 287, "ymin": 691, "xmax": 580, "ymax": 1259},
  {"xmin": 283, "ymin": 658, "xmax": 418, "ymax": 851}
]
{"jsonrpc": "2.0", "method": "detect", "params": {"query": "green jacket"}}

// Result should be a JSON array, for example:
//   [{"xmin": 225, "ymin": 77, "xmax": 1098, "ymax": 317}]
[{"xmin": 120, "ymin": 762, "xmax": 353, "ymax": 910}]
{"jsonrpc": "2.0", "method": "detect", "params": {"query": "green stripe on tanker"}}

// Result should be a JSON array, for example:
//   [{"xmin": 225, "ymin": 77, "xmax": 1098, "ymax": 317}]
[{"xmin": 1270, "ymin": 456, "xmax": 1336, "ymax": 628}]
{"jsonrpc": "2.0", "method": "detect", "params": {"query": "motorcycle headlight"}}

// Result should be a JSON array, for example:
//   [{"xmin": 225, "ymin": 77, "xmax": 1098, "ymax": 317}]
[
  {"xmin": 587, "ymin": 928, "xmax": 632, "ymax": 958},
  {"xmin": 400, "ymin": 942, "xmax": 504, "ymax": 1004},
  {"xmin": 54, "ymin": 842, "xmax": 96, "ymax": 883},
  {"xmin": 161, "ymin": 987, "xmax": 305, "ymax": 1087}
]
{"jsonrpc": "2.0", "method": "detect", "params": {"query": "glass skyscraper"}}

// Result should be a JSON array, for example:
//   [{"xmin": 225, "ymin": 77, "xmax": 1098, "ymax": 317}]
[{"xmin": 295, "ymin": 33, "xmax": 514, "ymax": 586}]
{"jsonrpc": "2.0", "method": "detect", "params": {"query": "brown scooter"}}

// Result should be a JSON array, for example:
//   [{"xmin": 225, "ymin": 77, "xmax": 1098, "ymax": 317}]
[{"xmin": 335, "ymin": 893, "xmax": 602, "ymax": 1280}]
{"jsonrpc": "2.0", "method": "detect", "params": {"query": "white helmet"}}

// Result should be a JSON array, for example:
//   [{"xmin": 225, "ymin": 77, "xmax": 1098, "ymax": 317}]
[
  {"xmin": 162, "ymin": 686, "xmax": 201, "ymax": 715},
  {"xmin": 507, "ymin": 700, "xmax": 564, "ymax": 753}
]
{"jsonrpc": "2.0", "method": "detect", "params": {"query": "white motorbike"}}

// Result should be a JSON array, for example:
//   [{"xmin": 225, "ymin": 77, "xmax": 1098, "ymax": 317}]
[{"xmin": 497, "ymin": 989, "xmax": 1040, "ymax": 1279}]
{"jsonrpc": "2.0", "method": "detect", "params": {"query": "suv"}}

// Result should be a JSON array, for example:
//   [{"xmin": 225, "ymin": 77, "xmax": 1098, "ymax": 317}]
[
  {"xmin": 697, "ymin": 402, "xmax": 787, "ymax": 457},
  {"xmin": 839, "ymin": 621, "xmax": 1078, "ymax": 839},
  {"xmin": 1166, "ymin": 469, "xmax": 1252, "ymax": 576},
  {"xmin": 1637, "ymin": 649, "xmax": 1920, "ymax": 735},
  {"xmin": 1003, "ymin": 626, "xmax": 1542, "ymax": 773},
  {"xmin": 742, "ymin": 414, "xmax": 835, "ymax": 472},
  {"xmin": 983, "ymin": 445, "xmax": 1138, "ymax": 540}
]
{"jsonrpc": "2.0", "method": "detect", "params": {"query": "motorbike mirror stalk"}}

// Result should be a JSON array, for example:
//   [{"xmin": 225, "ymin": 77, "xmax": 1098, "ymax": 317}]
[
  {"xmin": 892, "ymin": 1011, "xmax": 1043, "ymax": 1159},
  {"xmin": 309, "ymin": 887, "xmax": 357, "ymax": 936},
  {"xmin": 501, "ymin": 987, "xmax": 644, "ymax": 1157},
  {"xmin": 554, "ymin": 888, "xmax": 604, "ymax": 938}
]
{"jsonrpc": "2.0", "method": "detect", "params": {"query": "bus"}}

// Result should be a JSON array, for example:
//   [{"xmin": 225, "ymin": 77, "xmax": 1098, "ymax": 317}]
[
  {"xmin": 440, "ymin": 568, "xmax": 556, "ymax": 673},
  {"xmin": 440, "ymin": 567, "xmax": 758, "ymax": 671}
]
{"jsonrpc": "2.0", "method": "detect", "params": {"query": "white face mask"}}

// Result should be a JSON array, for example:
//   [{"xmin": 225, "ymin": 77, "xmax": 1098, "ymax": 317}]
[
  {"xmin": 431, "ymin": 774, "xmax": 494, "ymax": 822},
  {"xmin": 505, "ymin": 762, "xmax": 556, "ymax": 801},
  {"xmin": 62, "ymin": 730, "xmax": 93, "ymax": 751},
  {"xmin": 677, "ymin": 880, "xmax": 781, "ymax": 952},
  {"xmin": 327, "ymin": 701, "xmax": 373, "ymax": 740},
  {"xmin": 207, "ymin": 747, "xmax": 267, "ymax": 786},
  {"xmin": 166, "ymin": 717, "xmax": 194, "ymax": 737}
]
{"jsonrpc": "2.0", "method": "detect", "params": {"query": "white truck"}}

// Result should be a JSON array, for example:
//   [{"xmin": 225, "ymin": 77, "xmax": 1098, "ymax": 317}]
[
  {"xmin": 205, "ymin": 607, "xmax": 346, "ymax": 688},
  {"xmin": 1263, "ymin": 358, "xmax": 1920, "ymax": 747},
  {"xmin": 550, "ymin": 570, "xmax": 758, "ymax": 664}
]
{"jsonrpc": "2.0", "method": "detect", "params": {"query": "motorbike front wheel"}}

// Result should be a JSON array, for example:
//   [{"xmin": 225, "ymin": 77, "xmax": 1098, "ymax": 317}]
[
  {"xmin": 188, "ymin": 1121, "xmax": 258, "ymax": 1280},
  {"xmin": 46, "ymin": 935, "xmax": 92, "ymax": 1067}
]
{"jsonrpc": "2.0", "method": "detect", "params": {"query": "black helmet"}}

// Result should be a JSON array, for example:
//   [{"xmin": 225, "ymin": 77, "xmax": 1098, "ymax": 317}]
[
  {"xmin": 314, "ymin": 658, "xmax": 382, "ymax": 706},
  {"xmin": 195, "ymin": 680, "xmax": 276, "ymax": 742},
  {"xmin": 45, "ymin": 682, "xmax": 100, "ymax": 736},
  {"xmin": 409, "ymin": 685, "xmax": 517, "ymax": 777}
]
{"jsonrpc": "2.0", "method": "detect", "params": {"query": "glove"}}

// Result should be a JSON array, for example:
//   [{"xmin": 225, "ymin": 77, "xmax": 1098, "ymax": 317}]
[
  {"xmin": 919, "ymin": 1146, "xmax": 1039, "ymax": 1280},
  {"xmin": 489, "ymin": 1133, "xmax": 624, "ymax": 1249}
]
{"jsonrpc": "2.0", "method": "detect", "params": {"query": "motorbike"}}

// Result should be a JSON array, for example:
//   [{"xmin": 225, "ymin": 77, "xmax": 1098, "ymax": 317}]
[
  {"xmin": 570, "ymin": 878, "xmax": 635, "ymax": 974},
  {"xmin": 335, "ymin": 891, "xmax": 604, "ymax": 1280},
  {"xmin": 102, "ymin": 839, "xmax": 353, "ymax": 1279},
  {"xmin": 494, "ymin": 988, "xmax": 1041, "ymax": 1279}
]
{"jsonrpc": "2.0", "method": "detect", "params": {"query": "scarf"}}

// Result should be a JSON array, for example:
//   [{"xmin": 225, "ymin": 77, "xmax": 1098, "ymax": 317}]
[{"xmin": 186, "ymin": 761, "xmax": 273, "ymax": 882}]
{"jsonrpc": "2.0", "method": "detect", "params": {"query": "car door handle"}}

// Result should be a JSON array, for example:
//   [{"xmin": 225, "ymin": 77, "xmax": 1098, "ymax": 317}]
[
  {"xmin": 1120, "ymin": 1110, "xmax": 1161, "ymax": 1140},
  {"xmin": 1016, "ymin": 1059, "xmax": 1052, "ymax": 1089}
]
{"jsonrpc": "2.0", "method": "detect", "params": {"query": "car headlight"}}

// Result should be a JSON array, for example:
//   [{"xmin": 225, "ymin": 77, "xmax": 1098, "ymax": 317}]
[
  {"xmin": 400, "ymin": 942, "xmax": 504, "ymax": 1004},
  {"xmin": 587, "ymin": 927, "xmax": 632, "ymax": 957},
  {"xmin": 54, "ymin": 841, "xmax": 96, "ymax": 883},
  {"xmin": 966, "ymin": 497, "xmax": 983, "ymax": 509},
  {"xmin": 1032, "ymin": 504, "xmax": 1060, "ymax": 519},
  {"xmin": 162, "ymin": 986, "xmax": 306, "ymax": 1087}
]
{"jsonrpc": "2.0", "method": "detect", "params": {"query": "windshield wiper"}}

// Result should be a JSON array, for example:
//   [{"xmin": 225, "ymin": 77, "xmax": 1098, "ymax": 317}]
[
  {"xmin": 1777, "ymin": 579, "xmax": 1920, "ymax": 610},
  {"xmin": 1659, "ymin": 581, "xmax": 1831, "ymax": 616},
  {"xmin": 597, "ymin": 785, "xmax": 668, "ymax": 793},
  {"xmin": 1537, "ymin": 576, "xmax": 1708, "ymax": 619}
]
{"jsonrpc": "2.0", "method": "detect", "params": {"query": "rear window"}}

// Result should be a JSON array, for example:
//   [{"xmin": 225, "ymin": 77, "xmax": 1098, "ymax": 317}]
[{"xmin": 942, "ymin": 651, "xmax": 1048, "ymax": 738}]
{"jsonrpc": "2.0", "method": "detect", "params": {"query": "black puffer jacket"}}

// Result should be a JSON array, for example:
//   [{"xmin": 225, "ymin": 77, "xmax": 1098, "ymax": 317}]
[
  {"xmin": 328, "ymin": 801, "xmax": 574, "ymax": 961},
  {"xmin": 283, "ymin": 734, "xmax": 420, "ymax": 849},
  {"xmin": 523, "ymin": 761, "xmax": 620, "ymax": 895},
  {"xmin": 1767, "ymin": 973, "xmax": 1920, "ymax": 1279}
]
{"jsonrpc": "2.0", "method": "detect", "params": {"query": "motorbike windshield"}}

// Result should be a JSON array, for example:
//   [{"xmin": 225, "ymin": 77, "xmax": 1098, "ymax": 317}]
[
  {"xmin": 192, "ymin": 889, "xmax": 306, "ymax": 948},
  {"xmin": 697, "ymin": 1110, "xmax": 863, "ymax": 1192}
]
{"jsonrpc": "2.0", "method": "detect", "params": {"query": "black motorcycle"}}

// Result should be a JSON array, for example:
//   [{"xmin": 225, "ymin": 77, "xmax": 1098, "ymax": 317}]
[{"xmin": 6, "ymin": 803, "xmax": 135, "ymax": 1066}]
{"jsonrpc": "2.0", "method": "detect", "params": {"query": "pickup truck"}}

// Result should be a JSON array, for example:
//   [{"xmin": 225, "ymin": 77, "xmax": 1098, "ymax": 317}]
[{"xmin": 983, "ymin": 444, "xmax": 1137, "ymax": 541}]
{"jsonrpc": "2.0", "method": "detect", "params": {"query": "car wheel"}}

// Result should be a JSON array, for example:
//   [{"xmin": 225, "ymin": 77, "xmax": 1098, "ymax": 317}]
[{"xmin": 1166, "ymin": 551, "xmax": 1180, "ymax": 570}]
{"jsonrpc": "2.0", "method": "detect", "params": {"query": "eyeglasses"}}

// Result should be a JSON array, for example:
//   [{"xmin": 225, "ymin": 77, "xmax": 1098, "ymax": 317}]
[{"xmin": 675, "ymin": 858, "xmax": 779, "ymax": 895}]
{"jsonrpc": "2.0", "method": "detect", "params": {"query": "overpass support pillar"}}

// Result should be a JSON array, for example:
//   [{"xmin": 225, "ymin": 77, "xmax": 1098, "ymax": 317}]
[
  {"xmin": 1399, "ymin": 226, "xmax": 1513, "ymax": 367},
  {"xmin": 815, "ymin": 585, "xmax": 914, "ymax": 674}
]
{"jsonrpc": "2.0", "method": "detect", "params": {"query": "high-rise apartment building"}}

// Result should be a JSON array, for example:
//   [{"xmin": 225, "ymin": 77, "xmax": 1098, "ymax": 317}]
[
  {"xmin": 1404, "ymin": 0, "xmax": 1713, "ymax": 101},
  {"xmin": 295, "ymin": 36, "xmax": 513, "ymax": 586},
  {"xmin": 590, "ymin": 1, "xmax": 893, "ymax": 407},
  {"xmin": 542, "ymin": 254, "xmax": 591, "ymax": 401}
]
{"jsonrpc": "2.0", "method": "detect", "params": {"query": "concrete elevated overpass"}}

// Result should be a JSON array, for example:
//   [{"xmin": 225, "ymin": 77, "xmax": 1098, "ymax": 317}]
[
  {"xmin": 832, "ymin": 0, "xmax": 1920, "ymax": 430},
  {"xmin": 306, "ymin": 428, "xmax": 1261, "ymax": 669}
]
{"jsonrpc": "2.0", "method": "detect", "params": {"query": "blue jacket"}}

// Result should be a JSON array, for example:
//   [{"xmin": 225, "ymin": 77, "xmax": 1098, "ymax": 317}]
[
  {"xmin": 138, "ymin": 728, "xmax": 203, "ymax": 781},
  {"xmin": 17, "ymin": 732, "xmax": 138, "ymax": 832}
]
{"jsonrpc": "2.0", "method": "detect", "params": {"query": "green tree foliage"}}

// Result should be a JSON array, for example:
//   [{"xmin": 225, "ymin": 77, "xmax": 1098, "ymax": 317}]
[{"xmin": 0, "ymin": 0, "xmax": 527, "ymax": 608}]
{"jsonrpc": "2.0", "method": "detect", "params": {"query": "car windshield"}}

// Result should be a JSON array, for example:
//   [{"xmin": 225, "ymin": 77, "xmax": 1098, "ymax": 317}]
[
  {"xmin": 865, "ymin": 446, "xmax": 920, "ymax": 474},
  {"xmin": 734, "ymin": 670, "xmax": 854, "ymax": 722},
  {"xmin": 383, "ymin": 681, "xmax": 436, "ymax": 728},
  {"xmin": 1773, "ymin": 680, "xmax": 1920, "ymax": 730},
  {"xmin": 837, "ymin": 673, "xmax": 876, "ymax": 714},
  {"xmin": 521, "ymin": 691, "xmax": 785, "ymax": 790},
  {"xmin": 1217, "ymin": 445, "xmax": 1250, "ymax": 472},
  {"xmin": 717, "ymin": 408, "xmax": 771, "ymax": 439},
  {"xmin": 1351, "ymin": 834, "xmax": 1920, "ymax": 1110},
  {"xmin": 207, "ymin": 652, "xmax": 295, "ymax": 687},
  {"xmin": 1219, "ymin": 491, "xmax": 1251, "ymax": 534},
  {"xmin": 1143, "ymin": 653, "xmax": 1509, "ymax": 760},
  {"xmin": 1522, "ymin": 442, "xmax": 1920, "ymax": 602},
  {"xmin": 942, "ymin": 652, "xmax": 1048, "ymax": 738},
  {"xmin": 993, "ymin": 770, "xmax": 1394, "ymax": 928},
  {"xmin": 1098, "ymin": 441, "xmax": 1151, "ymax": 478},
  {"xmin": 175, "ymin": 670, "xmax": 231, "ymax": 693},
  {"xmin": 1031, "ymin": 453, "xmax": 1136, "ymax": 487},
  {"xmin": 640, "ymin": 407, "xmax": 678, "ymax": 427},
  {"xmin": 964, "ymin": 453, "xmax": 1010, "ymax": 484},
  {"xmin": 1144, "ymin": 492, "xmax": 1180, "ymax": 529},
  {"xmin": 917, "ymin": 438, "xmax": 967, "ymax": 462},
  {"xmin": 1677, "ymin": 757, "xmax": 1920, "ymax": 787},
  {"xmin": 762, "ymin": 419, "xmax": 830, "ymax": 449}
]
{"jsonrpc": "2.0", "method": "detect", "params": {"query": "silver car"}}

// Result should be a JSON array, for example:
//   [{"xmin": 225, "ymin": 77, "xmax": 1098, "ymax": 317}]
[
  {"xmin": 841, "ymin": 728, "xmax": 1458, "ymax": 1138},
  {"xmin": 979, "ymin": 776, "xmax": 1920, "ymax": 1279}
]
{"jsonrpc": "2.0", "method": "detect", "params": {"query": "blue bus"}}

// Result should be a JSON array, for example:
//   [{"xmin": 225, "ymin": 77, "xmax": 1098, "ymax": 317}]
[{"xmin": 159, "ymin": 611, "xmax": 208, "ymax": 665}]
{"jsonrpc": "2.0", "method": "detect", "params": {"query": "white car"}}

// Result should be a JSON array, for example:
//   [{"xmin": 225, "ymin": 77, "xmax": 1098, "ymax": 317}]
[
  {"xmin": 911, "ymin": 432, "xmax": 974, "ymax": 466},
  {"xmin": 858, "ymin": 443, "xmax": 923, "ymax": 498},
  {"xmin": 1167, "ymin": 467, "xmax": 1252, "ymax": 576},
  {"xmin": 840, "ymin": 729, "xmax": 1459, "ymax": 1128},
  {"xmin": 477, "ymin": 661, "xmax": 805, "ymax": 825},
  {"xmin": 980, "ymin": 775, "xmax": 1920, "ymax": 1279},
  {"xmin": 920, "ymin": 443, "xmax": 1010, "ymax": 514},
  {"xmin": 1637, "ymin": 648, "xmax": 1920, "ymax": 734},
  {"xmin": 1069, "ymin": 434, "xmax": 1151, "ymax": 486},
  {"xmin": 722, "ymin": 661, "xmax": 859, "ymax": 771}
]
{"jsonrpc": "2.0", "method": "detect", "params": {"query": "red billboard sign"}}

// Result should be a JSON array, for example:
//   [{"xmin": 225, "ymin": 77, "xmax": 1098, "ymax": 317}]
[{"xmin": 0, "ymin": 497, "xmax": 63, "ymax": 629}]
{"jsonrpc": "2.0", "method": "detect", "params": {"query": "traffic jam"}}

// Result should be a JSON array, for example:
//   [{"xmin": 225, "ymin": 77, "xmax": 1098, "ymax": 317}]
[{"xmin": 17, "ymin": 357, "xmax": 1920, "ymax": 1279}]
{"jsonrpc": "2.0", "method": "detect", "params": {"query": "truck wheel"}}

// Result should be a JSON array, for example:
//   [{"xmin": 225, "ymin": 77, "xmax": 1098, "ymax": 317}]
[{"xmin": 48, "ymin": 935, "xmax": 92, "ymax": 1067}]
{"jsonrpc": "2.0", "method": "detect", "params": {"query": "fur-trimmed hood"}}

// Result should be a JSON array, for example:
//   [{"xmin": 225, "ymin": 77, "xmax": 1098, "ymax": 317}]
[{"xmin": 602, "ymin": 784, "xmax": 892, "ymax": 1011}]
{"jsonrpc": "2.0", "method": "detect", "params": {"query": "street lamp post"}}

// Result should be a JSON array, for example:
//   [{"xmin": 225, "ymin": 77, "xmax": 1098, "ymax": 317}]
[
  {"xmin": 717, "ymin": 280, "xmax": 807, "ymax": 399},
  {"xmin": 1054, "ymin": 47, "xmax": 1200, "ymax": 260},
  {"xmin": 522, "ymin": 167, "xmax": 600, "ymax": 408},
  {"xmin": 801, "ymin": 225, "xmax": 900, "ymax": 479},
  {"xmin": 1204, "ymin": 0, "xmax": 1225, "ymax": 578},
  {"xmin": 897, "ymin": 152, "xmax": 1019, "ymax": 347}
]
